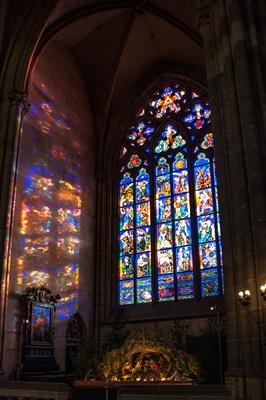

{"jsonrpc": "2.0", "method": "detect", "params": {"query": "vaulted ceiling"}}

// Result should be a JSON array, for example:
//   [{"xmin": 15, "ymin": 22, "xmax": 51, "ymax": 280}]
[{"xmin": 39, "ymin": 0, "xmax": 206, "ymax": 131}]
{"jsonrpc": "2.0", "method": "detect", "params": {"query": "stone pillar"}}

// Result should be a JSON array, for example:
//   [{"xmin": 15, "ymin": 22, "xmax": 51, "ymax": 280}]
[
  {"xmin": 0, "ymin": 90, "xmax": 30, "ymax": 377},
  {"xmin": 197, "ymin": 0, "xmax": 266, "ymax": 399}
]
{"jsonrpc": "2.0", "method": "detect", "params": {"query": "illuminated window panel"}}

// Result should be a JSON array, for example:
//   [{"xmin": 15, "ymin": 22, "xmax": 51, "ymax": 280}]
[
  {"xmin": 127, "ymin": 121, "xmax": 155, "ymax": 146},
  {"xmin": 158, "ymin": 274, "xmax": 175, "ymax": 301},
  {"xmin": 136, "ymin": 202, "xmax": 150, "ymax": 227},
  {"xmin": 201, "ymin": 269, "xmax": 219, "ymax": 296},
  {"xmin": 173, "ymin": 194, "xmax": 190, "ymax": 220},
  {"xmin": 157, "ymin": 223, "xmax": 173, "ymax": 249},
  {"xmin": 176, "ymin": 246, "xmax": 193, "ymax": 272},
  {"xmin": 149, "ymin": 85, "xmax": 186, "ymax": 119},
  {"xmin": 156, "ymin": 197, "xmax": 172, "ymax": 223},
  {"xmin": 120, "ymin": 255, "xmax": 134, "ymax": 280},
  {"xmin": 136, "ymin": 278, "xmax": 152, "ymax": 303},
  {"xmin": 136, "ymin": 227, "xmax": 151, "ymax": 253},
  {"xmin": 194, "ymin": 155, "xmax": 211, "ymax": 190},
  {"xmin": 183, "ymin": 102, "xmax": 211, "ymax": 130},
  {"xmin": 172, "ymin": 170, "xmax": 189, "ymax": 194},
  {"xmin": 155, "ymin": 124, "xmax": 186, "ymax": 153},
  {"xmin": 156, "ymin": 158, "xmax": 170, "ymax": 176},
  {"xmin": 136, "ymin": 252, "xmax": 151, "ymax": 277},
  {"xmin": 120, "ymin": 230, "xmax": 134, "ymax": 254},
  {"xmin": 175, "ymin": 219, "xmax": 191, "ymax": 247},
  {"xmin": 157, "ymin": 249, "xmax": 174, "ymax": 275},
  {"xmin": 119, "ymin": 280, "xmax": 134, "ymax": 305},
  {"xmin": 119, "ymin": 82, "xmax": 224, "ymax": 305},
  {"xmin": 120, "ymin": 205, "xmax": 134, "ymax": 230},
  {"xmin": 197, "ymin": 214, "xmax": 216, "ymax": 243},
  {"xmin": 199, "ymin": 242, "xmax": 217, "ymax": 269},
  {"xmin": 156, "ymin": 175, "xmax": 171, "ymax": 198},
  {"xmin": 177, "ymin": 272, "xmax": 194, "ymax": 299}
]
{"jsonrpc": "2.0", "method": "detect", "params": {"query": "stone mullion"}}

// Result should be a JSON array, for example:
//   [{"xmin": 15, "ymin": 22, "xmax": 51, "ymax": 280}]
[{"xmin": 0, "ymin": 91, "xmax": 30, "ymax": 371}]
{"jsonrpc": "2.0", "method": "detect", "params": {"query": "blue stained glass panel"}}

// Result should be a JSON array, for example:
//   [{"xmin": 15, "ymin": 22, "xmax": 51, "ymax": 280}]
[
  {"xmin": 183, "ymin": 103, "xmax": 211, "ymax": 130},
  {"xmin": 136, "ymin": 202, "xmax": 150, "ymax": 227},
  {"xmin": 120, "ymin": 183, "xmax": 134, "ymax": 206},
  {"xmin": 157, "ymin": 249, "xmax": 174, "ymax": 274},
  {"xmin": 155, "ymin": 125, "xmax": 185, "ymax": 153},
  {"xmin": 136, "ymin": 278, "xmax": 152, "ymax": 303},
  {"xmin": 119, "ymin": 280, "xmax": 134, "ymax": 305},
  {"xmin": 156, "ymin": 175, "xmax": 171, "ymax": 198},
  {"xmin": 201, "ymin": 269, "xmax": 219, "ymax": 297},
  {"xmin": 173, "ymin": 153, "xmax": 187, "ymax": 171},
  {"xmin": 136, "ymin": 168, "xmax": 149, "ymax": 181},
  {"xmin": 136, "ymin": 180, "xmax": 150, "ymax": 202},
  {"xmin": 136, "ymin": 252, "xmax": 151, "ymax": 277},
  {"xmin": 177, "ymin": 272, "xmax": 194, "ymax": 299},
  {"xmin": 197, "ymin": 214, "xmax": 216, "ymax": 243},
  {"xmin": 120, "ymin": 254, "xmax": 134, "ymax": 279},
  {"xmin": 195, "ymin": 188, "xmax": 213, "ymax": 215},
  {"xmin": 156, "ymin": 197, "xmax": 172, "ymax": 223},
  {"xmin": 120, "ymin": 205, "xmax": 134, "ymax": 230},
  {"xmin": 156, "ymin": 158, "xmax": 170, "ymax": 176},
  {"xmin": 201, "ymin": 133, "xmax": 213, "ymax": 149},
  {"xmin": 136, "ymin": 227, "xmax": 151, "ymax": 252},
  {"xmin": 199, "ymin": 242, "xmax": 217, "ymax": 269},
  {"xmin": 175, "ymin": 219, "xmax": 191, "ymax": 247},
  {"xmin": 173, "ymin": 193, "xmax": 190, "ymax": 219},
  {"xmin": 120, "ymin": 230, "xmax": 134, "ymax": 254},
  {"xmin": 127, "ymin": 121, "xmax": 155, "ymax": 146},
  {"xmin": 157, "ymin": 223, "xmax": 173, "ymax": 249},
  {"xmin": 158, "ymin": 274, "xmax": 175, "ymax": 301},
  {"xmin": 215, "ymin": 187, "xmax": 219, "ymax": 212},
  {"xmin": 194, "ymin": 164, "xmax": 211, "ymax": 190},
  {"xmin": 172, "ymin": 171, "xmax": 188, "ymax": 194},
  {"xmin": 212, "ymin": 160, "xmax": 217, "ymax": 186},
  {"xmin": 176, "ymin": 246, "xmax": 193, "ymax": 271}
]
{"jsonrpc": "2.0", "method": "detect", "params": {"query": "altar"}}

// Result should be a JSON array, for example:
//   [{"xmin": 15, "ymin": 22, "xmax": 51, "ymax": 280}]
[{"xmin": 73, "ymin": 381, "xmax": 232, "ymax": 400}]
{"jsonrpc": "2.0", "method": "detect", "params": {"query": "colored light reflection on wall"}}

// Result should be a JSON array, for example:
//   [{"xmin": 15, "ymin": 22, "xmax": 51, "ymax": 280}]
[{"xmin": 15, "ymin": 80, "xmax": 83, "ymax": 320}]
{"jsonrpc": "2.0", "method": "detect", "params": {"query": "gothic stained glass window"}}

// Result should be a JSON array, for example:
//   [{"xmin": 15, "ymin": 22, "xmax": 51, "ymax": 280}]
[{"xmin": 118, "ymin": 82, "xmax": 223, "ymax": 305}]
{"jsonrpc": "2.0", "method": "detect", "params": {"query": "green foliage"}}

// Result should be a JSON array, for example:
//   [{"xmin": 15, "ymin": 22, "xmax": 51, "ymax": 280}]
[
  {"xmin": 169, "ymin": 319, "xmax": 191, "ymax": 351},
  {"xmin": 74, "ymin": 321, "xmax": 129, "ymax": 378}
]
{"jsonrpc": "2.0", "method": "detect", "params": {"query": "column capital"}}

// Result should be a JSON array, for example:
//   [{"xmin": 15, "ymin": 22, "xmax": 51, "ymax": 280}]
[
  {"xmin": 8, "ymin": 90, "xmax": 30, "ymax": 114},
  {"xmin": 195, "ymin": 0, "xmax": 215, "ymax": 29}
]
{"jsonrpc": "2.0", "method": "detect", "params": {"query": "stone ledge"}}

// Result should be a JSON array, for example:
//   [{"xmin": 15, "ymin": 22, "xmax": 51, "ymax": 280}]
[{"xmin": 0, "ymin": 381, "xmax": 71, "ymax": 400}]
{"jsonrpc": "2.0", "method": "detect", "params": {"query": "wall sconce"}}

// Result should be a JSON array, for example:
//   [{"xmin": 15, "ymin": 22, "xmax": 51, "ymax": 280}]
[
  {"xmin": 260, "ymin": 284, "xmax": 266, "ymax": 301},
  {"xmin": 238, "ymin": 290, "xmax": 251, "ymax": 306},
  {"xmin": 238, "ymin": 285, "xmax": 266, "ymax": 306}
]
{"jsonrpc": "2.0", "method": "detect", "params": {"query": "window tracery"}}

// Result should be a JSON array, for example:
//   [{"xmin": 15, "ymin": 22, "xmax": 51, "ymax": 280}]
[{"xmin": 118, "ymin": 82, "xmax": 223, "ymax": 305}]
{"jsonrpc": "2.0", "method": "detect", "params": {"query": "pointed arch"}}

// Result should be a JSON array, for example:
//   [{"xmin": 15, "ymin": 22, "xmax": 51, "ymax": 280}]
[{"xmin": 118, "ymin": 80, "xmax": 223, "ymax": 305}]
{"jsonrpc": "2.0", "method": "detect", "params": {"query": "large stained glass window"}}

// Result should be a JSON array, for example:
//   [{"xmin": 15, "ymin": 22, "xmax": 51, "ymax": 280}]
[{"xmin": 118, "ymin": 82, "xmax": 224, "ymax": 305}]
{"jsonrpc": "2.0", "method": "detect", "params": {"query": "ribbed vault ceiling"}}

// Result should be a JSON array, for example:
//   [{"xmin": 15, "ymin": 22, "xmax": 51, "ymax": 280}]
[{"xmin": 39, "ymin": 0, "xmax": 206, "ymax": 154}]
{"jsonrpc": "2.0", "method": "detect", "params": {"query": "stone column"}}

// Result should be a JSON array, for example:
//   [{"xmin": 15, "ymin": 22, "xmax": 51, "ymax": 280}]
[
  {"xmin": 0, "ymin": 90, "xmax": 30, "ymax": 377},
  {"xmin": 197, "ymin": 0, "xmax": 266, "ymax": 399}
]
